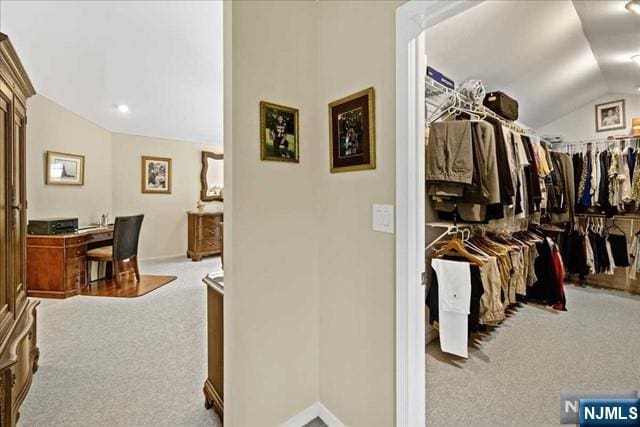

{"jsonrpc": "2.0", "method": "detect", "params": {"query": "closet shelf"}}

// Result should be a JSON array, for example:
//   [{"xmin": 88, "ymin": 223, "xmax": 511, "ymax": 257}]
[
  {"xmin": 424, "ymin": 75, "xmax": 534, "ymax": 135},
  {"xmin": 426, "ymin": 221, "xmax": 476, "ymax": 229}
]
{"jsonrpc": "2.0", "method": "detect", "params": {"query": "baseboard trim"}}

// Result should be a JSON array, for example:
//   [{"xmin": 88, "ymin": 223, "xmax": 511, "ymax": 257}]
[{"xmin": 280, "ymin": 402, "xmax": 345, "ymax": 427}]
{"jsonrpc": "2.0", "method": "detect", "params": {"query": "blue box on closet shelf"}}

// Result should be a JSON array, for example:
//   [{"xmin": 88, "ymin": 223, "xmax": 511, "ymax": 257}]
[{"xmin": 427, "ymin": 66, "xmax": 455, "ymax": 90}]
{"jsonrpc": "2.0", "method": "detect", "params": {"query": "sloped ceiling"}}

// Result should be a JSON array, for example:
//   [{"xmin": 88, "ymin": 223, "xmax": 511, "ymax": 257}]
[
  {"xmin": 572, "ymin": 0, "xmax": 640, "ymax": 95},
  {"xmin": 425, "ymin": 0, "xmax": 637, "ymax": 129},
  {"xmin": 0, "ymin": 1, "xmax": 223, "ymax": 145}
]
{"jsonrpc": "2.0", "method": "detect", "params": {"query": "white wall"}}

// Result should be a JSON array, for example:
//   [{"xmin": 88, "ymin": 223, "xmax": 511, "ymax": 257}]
[
  {"xmin": 111, "ymin": 133, "xmax": 222, "ymax": 260},
  {"xmin": 316, "ymin": 2, "xmax": 400, "ymax": 426},
  {"xmin": 225, "ymin": 2, "xmax": 320, "ymax": 426},
  {"xmin": 27, "ymin": 94, "xmax": 112, "ymax": 225},
  {"xmin": 26, "ymin": 95, "xmax": 222, "ymax": 260},
  {"xmin": 225, "ymin": 1, "xmax": 399, "ymax": 426},
  {"xmin": 537, "ymin": 93, "xmax": 640, "ymax": 141}
]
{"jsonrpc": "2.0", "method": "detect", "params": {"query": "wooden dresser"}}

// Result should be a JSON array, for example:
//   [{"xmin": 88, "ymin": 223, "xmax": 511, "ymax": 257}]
[
  {"xmin": 187, "ymin": 209, "xmax": 223, "ymax": 261},
  {"xmin": 0, "ymin": 32, "xmax": 40, "ymax": 426},
  {"xmin": 203, "ymin": 274, "xmax": 223, "ymax": 421},
  {"xmin": 26, "ymin": 227, "xmax": 113, "ymax": 299}
]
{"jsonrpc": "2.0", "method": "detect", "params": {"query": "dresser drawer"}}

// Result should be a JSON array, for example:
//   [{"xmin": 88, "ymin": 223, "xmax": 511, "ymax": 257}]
[
  {"xmin": 65, "ymin": 258, "xmax": 86, "ymax": 277},
  {"xmin": 196, "ymin": 238, "xmax": 221, "ymax": 252},
  {"xmin": 65, "ymin": 272, "xmax": 85, "ymax": 291},
  {"xmin": 87, "ymin": 231, "xmax": 113, "ymax": 243},
  {"xmin": 198, "ymin": 226, "xmax": 221, "ymax": 240},
  {"xmin": 197, "ymin": 215, "xmax": 221, "ymax": 228},
  {"xmin": 65, "ymin": 245, "xmax": 86, "ymax": 259}
]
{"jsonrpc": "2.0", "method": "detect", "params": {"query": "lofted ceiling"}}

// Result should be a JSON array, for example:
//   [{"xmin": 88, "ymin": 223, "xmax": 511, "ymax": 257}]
[
  {"xmin": 572, "ymin": 0, "xmax": 640, "ymax": 94},
  {"xmin": 425, "ymin": 0, "xmax": 639, "ymax": 129},
  {"xmin": 0, "ymin": 1, "xmax": 223, "ymax": 145}
]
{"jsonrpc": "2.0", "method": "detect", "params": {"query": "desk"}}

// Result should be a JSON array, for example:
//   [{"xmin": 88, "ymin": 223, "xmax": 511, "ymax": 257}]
[{"xmin": 26, "ymin": 226, "xmax": 114, "ymax": 299}]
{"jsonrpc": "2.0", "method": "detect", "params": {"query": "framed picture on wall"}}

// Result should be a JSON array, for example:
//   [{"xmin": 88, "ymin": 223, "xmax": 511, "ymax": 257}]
[
  {"xmin": 259, "ymin": 101, "xmax": 299, "ymax": 163},
  {"xmin": 45, "ymin": 151, "xmax": 85, "ymax": 185},
  {"xmin": 141, "ymin": 156, "xmax": 172, "ymax": 194},
  {"xmin": 328, "ymin": 87, "xmax": 376, "ymax": 173},
  {"xmin": 595, "ymin": 99, "xmax": 626, "ymax": 132}
]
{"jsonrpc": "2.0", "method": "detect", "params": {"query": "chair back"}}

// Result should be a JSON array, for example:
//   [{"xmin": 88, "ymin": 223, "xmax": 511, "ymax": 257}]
[{"xmin": 113, "ymin": 215, "xmax": 144, "ymax": 261}]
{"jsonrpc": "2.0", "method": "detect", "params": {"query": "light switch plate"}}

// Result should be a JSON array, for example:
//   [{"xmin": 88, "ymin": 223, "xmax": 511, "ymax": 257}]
[{"xmin": 372, "ymin": 204, "xmax": 394, "ymax": 233}]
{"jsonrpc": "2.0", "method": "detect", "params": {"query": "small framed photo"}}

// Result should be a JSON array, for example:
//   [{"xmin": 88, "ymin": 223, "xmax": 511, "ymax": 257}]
[
  {"xmin": 329, "ymin": 87, "xmax": 375, "ymax": 173},
  {"xmin": 595, "ymin": 99, "xmax": 626, "ymax": 132},
  {"xmin": 260, "ymin": 101, "xmax": 299, "ymax": 163},
  {"xmin": 46, "ymin": 151, "xmax": 85, "ymax": 185},
  {"xmin": 141, "ymin": 156, "xmax": 172, "ymax": 194}
]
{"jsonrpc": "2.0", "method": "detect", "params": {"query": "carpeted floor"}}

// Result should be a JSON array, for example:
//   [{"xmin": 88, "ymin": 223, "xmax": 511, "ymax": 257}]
[
  {"xmin": 426, "ymin": 284, "xmax": 640, "ymax": 426},
  {"xmin": 19, "ymin": 256, "xmax": 221, "ymax": 427}
]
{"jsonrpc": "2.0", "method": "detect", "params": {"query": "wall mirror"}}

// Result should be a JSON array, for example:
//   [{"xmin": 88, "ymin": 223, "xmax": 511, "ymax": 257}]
[{"xmin": 201, "ymin": 151, "xmax": 224, "ymax": 202}]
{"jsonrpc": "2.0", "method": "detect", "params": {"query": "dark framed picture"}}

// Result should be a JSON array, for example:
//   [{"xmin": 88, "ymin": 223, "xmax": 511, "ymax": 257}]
[
  {"xmin": 329, "ymin": 87, "xmax": 375, "ymax": 173},
  {"xmin": 260, "ymin": 101, "xmax": 299, "ymax": 163},
  {"xmin": 45, "ymin": 151, "xmax": 85, "ymax": 186},
  {"xmin": 595, "ymin": 99, "xmax": 626, "ymax": 132},
  {"xmin": 141, "ymin": 156, "xmax": 172, "ymax": 194}
]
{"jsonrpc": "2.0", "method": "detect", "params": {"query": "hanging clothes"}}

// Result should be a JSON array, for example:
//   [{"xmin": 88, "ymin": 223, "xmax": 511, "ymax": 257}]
[
  {"xmin": 527, "ymin": 237, "xmax": 567, "ymax": 311},
  {"xmin": 427, "ymin": 258, "xmax": 484, "ymax": 358},
  {"xmin": 608, "ymin": 233, "xmax": 630, "ymax": 267}
]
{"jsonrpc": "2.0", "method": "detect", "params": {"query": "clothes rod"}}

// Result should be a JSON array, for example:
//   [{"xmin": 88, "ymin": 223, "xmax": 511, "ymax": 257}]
[{"xmin": 551, "ymin": 136, "xmax": 640, "ymax": 150}]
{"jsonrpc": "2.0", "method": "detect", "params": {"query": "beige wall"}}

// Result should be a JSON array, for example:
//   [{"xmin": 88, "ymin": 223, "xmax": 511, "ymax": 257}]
[
  {"xmin": 316, "ymin": 2, "xmax": 400, "ymax": 426},
  {"xmin": 111, "ymin": 133, "xmax": 222, "ymax": 260},
  {"xmin": 26, "ymin": 95, "xmax": 222, "ymax": 260},
  {"xmin": 27, "ymin": 94, "xmax": 112, "ymax": 225},
  {"xmin": 226, "ymin": 1, "xmax": 399, "ymax": 426},
  {"xmin": 225, "ymin": 1, "xmax": 320, "ymax": 425},
  {"xmin": 538, "ymin": 93, "xmax": 640, "ymax": 141}
]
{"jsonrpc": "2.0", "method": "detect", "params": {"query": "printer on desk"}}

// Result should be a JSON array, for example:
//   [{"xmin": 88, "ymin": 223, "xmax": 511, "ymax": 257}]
[{"xmin": 27, "ymin": 217, "xmax": 78, "ymax": 235}]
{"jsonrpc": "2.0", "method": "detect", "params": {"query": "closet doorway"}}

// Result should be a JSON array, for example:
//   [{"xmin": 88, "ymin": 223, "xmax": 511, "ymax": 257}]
[
  {"xmin": 394, "ymin": 2, "xmax": 477, "ymax": 425},
  {"xmin": 396, "ymin": 1, "xmax": 640, "ymax": 426}
]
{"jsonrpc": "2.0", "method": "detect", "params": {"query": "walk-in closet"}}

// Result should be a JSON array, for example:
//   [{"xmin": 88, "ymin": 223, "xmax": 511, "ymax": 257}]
[{"xmin": 418, "ymin": 1, "xmax": 640, "ymax": 425}]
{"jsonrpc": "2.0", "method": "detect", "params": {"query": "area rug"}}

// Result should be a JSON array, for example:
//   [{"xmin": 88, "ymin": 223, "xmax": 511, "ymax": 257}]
[{"xmin": 80, "ymin": 274, "xmax": 177, "ymax": 298}]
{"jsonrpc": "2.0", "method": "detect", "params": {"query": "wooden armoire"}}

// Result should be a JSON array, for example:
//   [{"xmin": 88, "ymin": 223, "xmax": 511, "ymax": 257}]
[{"xmin": 0, "ymin": 33, "xmax": 39, "ymax": 426}]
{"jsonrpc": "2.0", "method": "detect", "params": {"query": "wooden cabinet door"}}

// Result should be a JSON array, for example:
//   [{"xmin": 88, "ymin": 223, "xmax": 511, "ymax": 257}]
[
  {"xmin": 10, "ymin": 97, "xmax": 27, "ymax": 317},
  {"xmin": 0, "ymin": 80, "xmax": 13, "ymax": 337}
]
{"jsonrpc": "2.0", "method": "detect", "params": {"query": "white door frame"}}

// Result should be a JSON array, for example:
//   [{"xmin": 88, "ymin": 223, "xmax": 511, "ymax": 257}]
[{"xmin": 394, "ymin": 2, "xmax": 482, "ymax": 426}]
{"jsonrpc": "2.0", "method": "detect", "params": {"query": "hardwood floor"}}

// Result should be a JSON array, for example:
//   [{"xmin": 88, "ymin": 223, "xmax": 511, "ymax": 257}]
[{"xmin": 80, "ymin": 274, "xmax": 177, "ymax": 297}]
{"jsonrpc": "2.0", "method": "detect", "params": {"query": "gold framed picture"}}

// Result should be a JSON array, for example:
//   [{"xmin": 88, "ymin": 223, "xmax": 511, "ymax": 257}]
[
  {"xmin": 329, "ymin": 87, "xmax": 376, "ymax": 173},
  {"xmin": 45, "ymin": 151, "xmax": 85, "ymax": 186},
  {"xmin": 260, "ymin": 101, "xmax": 299, "ymax": 163},
  {"xmin": 595, "ymin": 99, "xmax": 626, "ymax": 133},
  {"xmin": 141, "ymin": 156, "xmax": 172, "ymax": 194}
]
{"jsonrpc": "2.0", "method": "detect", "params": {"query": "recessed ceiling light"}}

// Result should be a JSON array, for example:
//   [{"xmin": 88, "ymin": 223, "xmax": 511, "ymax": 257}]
[
  {"xmin": 117, "ymin": 104, "xmax": 129, "ymax": 113},
  {"xmin": 626, "ymin": 0, "xmax": 640, "ymax": 14},
  {"xmin": 633, "ymin": 54, "xmax": 640, "ymax": 65}
]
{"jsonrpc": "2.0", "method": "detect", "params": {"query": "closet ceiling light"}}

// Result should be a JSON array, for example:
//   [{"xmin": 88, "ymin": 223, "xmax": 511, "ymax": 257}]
[
  {"xmin": 626, "ymin": 0, "xmax": 640, "ymax": 14},
  {"xmin": 633, "ymin": 54, "xmax": 640, "ymax": 65},
  {"xmin": 117, "ymin": 104, "xmax": 129, "ymax": 113}
]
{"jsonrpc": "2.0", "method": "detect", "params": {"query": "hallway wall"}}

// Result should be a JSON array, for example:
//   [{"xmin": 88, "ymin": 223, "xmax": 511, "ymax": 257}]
[
  {"xmin": 226, "ymin": 1, "xmax": 400, "ymax": 425},
  {"xmin": 225, "ymin": 1, "xmax": 320, "ymax": 425},
  {"xmin": 316, "ymin": 2, "xmax": 400, "ymax": 426}
]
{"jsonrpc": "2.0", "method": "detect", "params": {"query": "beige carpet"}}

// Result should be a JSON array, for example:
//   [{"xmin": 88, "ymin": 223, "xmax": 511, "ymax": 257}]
[
  {"xmin": 426, "ymin": 284, "xmax": 640, "ymax": 426},
  {"xmin": 19, "ymin": 256, "xmax": 221, "ymax": 426}
]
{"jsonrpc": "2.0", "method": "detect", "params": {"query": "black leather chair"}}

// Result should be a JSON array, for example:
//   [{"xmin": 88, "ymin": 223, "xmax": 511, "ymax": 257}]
[{"xmin": 86, "ymin": 214, "xmax": 144, "ymax": 287}]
